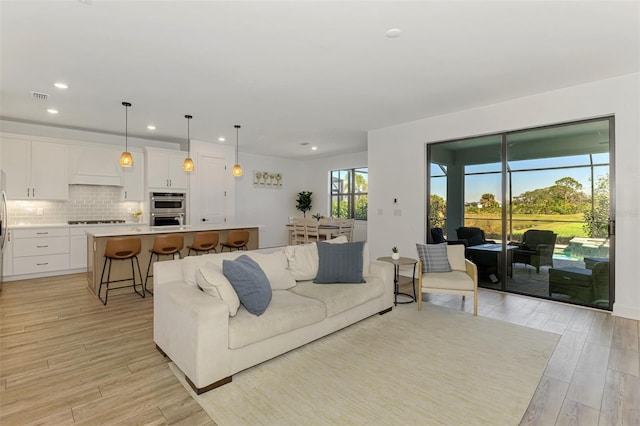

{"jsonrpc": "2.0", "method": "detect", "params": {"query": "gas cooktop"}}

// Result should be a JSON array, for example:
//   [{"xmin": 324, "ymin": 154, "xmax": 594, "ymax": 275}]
[{"xmin": 67, "ymin": 220, "xmax": 126, "ymax": 225}]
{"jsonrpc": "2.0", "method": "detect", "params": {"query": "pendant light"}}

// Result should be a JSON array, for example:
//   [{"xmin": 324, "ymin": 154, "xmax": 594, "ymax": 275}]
[
  {"xmin": 182, "ymin": 114, "xmax": 194, "ymax": 172},
  {"xmin": 232, "ymin": 124, "xmax": 243, "ymax": 177},
  {"xmin": 119, "ymin": 102, "xmax": 133, "ymax": 167}
]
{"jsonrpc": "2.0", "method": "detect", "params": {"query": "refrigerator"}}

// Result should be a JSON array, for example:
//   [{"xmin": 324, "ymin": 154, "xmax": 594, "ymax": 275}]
[{"xmin": 1, "ymin": 170, "xmax": 7, "ymax": 291}]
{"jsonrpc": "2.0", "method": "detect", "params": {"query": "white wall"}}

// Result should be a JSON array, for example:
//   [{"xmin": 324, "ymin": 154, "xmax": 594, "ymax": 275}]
[
  {"xmin": 232, "ymin": 150, "xmax": 369, "ymax": 246},
  {"xmin": 368, "ymin": 73, "xmax": 640, "ymax": 320},
  {"xmin": 233, "ymin": 152, "xmax": 308, "ymax": 248}
]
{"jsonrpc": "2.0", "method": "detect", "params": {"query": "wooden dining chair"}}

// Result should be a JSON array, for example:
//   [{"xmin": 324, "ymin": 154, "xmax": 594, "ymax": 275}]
[{"xmin": 291, "ymin": 218, "xmax": 307, "ymax": 245}]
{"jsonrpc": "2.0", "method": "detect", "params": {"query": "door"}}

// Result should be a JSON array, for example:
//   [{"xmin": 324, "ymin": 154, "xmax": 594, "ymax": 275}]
[
  {"xmin": 427, "ymin": 117, "xmax": 614, "ymax": 310},
  {"xmin": 200, "ymin": 155, "xmax": 226, "ymax": 223}
]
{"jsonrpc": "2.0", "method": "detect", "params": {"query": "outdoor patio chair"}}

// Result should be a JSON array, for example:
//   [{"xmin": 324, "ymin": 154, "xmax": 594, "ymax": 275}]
[
  {"xmin": 455, "ymin": 227, "xmax": 495, "ymax": 247},
  {"xmin": 511, "ymin": 230, "xmax": 557, "ymax": 273}
]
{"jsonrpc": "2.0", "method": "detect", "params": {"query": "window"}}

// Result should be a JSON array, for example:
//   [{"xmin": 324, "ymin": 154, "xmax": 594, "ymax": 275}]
[{"xmin": 331, "ymin": 167, "xmax": 368, "ymax": 220}]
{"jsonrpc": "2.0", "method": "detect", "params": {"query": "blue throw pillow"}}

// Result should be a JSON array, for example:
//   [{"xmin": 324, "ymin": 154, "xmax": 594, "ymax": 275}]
[
  {"xmin": 223, "ymin": 255, "xmax": 272, "ymax": 316},
  {"xmin": 314, "ymin": 241, "xmax": 366, "ymax": 284},
  {"xmin": 416, "ymin": 243, "xmax": 452, "ymax": 273}
]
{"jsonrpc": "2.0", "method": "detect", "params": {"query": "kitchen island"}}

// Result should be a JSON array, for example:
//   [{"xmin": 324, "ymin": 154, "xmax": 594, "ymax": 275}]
[{"xmin": 86, "ymin": 224, "xmax": 260, "ymax": 297}]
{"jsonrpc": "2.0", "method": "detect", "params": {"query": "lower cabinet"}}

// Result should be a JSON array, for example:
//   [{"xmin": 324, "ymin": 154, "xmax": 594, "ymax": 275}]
[{"xmin": 11, "ymin": 228, "xmax": 70, "ymax": 276}]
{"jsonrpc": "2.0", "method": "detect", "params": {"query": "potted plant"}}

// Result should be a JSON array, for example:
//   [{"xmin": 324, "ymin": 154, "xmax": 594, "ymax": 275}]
[
  {"xmin": 296, "ymin": 191, "xmax": 313, "ymax": 218},
  {"xmin": 312, "ymin": 213, "xmax": 324, "ymax": 221},
  {"xmin": 391, "ymin": 246, "xmax": 400, "ymax": 260}
]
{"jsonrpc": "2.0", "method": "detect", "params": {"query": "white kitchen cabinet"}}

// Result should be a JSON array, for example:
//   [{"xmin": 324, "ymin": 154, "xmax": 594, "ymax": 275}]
[
  {"xmin": 1, "ymin": 138, "xmax": 68, "ymax": 200},
  {"xmin": 146, "ymin": 148, "xmax": 189, "ymax": 190},
  {"xmin": 11, "ymin": 227, "xmax": 70, "ymax": 275},
  {"xmin": 70, "ymin": 145, "xmax": 123, "ymax": 186},
  {"xmin": 123, "ymin": 150, "xmax": 145, "ymax": 201}
]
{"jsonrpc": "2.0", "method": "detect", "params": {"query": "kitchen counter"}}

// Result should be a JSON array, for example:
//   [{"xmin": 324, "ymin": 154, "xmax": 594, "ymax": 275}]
[
  {"xmin": 85, "ymin": 223, "xmax": 259, "ymax": 238},
  {"xmin": 86, "ymin": 223, "xmax": 260, "ymax": 298}
]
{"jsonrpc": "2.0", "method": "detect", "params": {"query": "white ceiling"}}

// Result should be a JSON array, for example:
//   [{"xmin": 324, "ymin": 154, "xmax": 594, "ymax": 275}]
[{"xmin": 1, "ymin": 1, "xmax": 638, "ymax": 159}]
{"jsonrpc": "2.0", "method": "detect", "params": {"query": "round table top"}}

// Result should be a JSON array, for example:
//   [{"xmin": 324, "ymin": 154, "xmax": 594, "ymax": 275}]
[{"xmin": 377, "ymin": 256, "xmax": 418, "ymax": 266}]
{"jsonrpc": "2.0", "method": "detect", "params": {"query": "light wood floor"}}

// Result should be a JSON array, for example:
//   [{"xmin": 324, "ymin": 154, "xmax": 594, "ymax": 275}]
[{"xmin": 1, "ymin": 274, "xmax": 638, "ymax": 425}]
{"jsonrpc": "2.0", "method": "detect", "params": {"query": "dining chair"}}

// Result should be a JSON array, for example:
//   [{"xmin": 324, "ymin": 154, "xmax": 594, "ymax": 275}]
[
  {"xmin": 304, "ymin": 218, "xmax": 320, "ymax": 243},
  {"xmin": 338, "ymin": 218, "xmax": 355, "ymax": 241},
  {"xmin": 291, "ymin": 218, "xmax": 307, "ymax": 245}
]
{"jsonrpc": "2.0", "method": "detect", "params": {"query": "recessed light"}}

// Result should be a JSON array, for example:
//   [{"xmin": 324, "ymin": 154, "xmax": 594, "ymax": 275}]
[
  {"xmin": 218, "ymin": 137, "xmax": 225, "ymax": 142},
  {"xmin": 47, "ymin": 109, "xmax": 59, "ymax": 114},
  {"xmin": 54, "ymin": 82, "xmax": 68, "ymax": 89},
  {"xmin": 386, "ymin": 28, "xmax": 402, "ymax": 38},
  {"xmin": 311, "ymin": 146, "xmax": 318, "ymax": 151},
  {"xmin": 147, "ymin": 125, "xmax": 156, "ymax": 130}
]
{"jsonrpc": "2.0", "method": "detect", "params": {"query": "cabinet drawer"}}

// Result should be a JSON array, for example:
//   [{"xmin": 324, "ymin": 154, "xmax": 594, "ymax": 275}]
[
  {"xmin": 13, "ymin": 254, "xmax": 69, "ymax": 275},
  {"xmin": 13, "ymin": 236, "xmax": 69, "ymax": 257},
  {"xmin": 13, "ymin": 228, "xmax": 69, "ymax": 238}
]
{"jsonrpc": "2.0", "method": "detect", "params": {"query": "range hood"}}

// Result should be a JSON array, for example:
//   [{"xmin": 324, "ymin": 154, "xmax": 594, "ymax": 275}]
[{"xmin": 70, "ymin": 146, "xmax": 124, "ymax": 186}]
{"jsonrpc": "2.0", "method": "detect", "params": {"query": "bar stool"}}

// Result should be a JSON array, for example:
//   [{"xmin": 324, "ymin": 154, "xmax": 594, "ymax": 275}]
[
  {"xmin": 145, "ymin": 234, "xmax": 184, "ymax": 294},
  {"xmin": 221, "ymin": 229, "xmax": 250, "ymax": 251},
  {"xmin": 98, "ymin": 237, "xmax": 144, "ymax": 306},
  {"xmin": 187, "ymin": 231, "xmax": 219, "ymax": 256}
]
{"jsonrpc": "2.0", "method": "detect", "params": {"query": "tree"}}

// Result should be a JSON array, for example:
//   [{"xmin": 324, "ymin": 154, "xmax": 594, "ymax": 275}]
[
  {"xmin": 429, "ymin": 194, "xmax": 446, "ymax": 228},
  {"xmin": 479, "ymin": 193, "xmax": 500, "ymax": 213},
  {"xmin": 583, "ymin": 175, "xmax": 609, "ymax": 237},
  {"xmin": 296, "ymin": 191, "xmax": 312, "ymax": 217}
]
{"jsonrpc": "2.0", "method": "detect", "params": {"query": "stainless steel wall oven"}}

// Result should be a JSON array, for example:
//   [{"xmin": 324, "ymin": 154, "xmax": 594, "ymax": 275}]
[{"xmin": 150, "ymin": 192, "xmax": 186, "ymax": 226}]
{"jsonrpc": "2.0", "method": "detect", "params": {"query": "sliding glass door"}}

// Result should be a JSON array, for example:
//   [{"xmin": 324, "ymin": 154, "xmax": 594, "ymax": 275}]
[{"xmin": 426, "ymin": 118, "xmax": 613, "ymax": 310}]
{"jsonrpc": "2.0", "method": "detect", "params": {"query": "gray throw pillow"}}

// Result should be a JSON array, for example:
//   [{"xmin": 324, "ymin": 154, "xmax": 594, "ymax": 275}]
[
  {"xmin": 416, "ymin": 243, "xmax": 452, "ymax": 273},
  {"xmin": 223, "ymin": 255, "xmax": 272, "ymax": 316},
  {"xmin": 314, "ymin": 241, "xmax": 366, "ymax": 284}
]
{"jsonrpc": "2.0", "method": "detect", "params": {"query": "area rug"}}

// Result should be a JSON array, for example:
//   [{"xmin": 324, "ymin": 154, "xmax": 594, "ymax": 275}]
[{"xmin": 169, "ymin": 303, "xmax": 560, "ymax": 425}]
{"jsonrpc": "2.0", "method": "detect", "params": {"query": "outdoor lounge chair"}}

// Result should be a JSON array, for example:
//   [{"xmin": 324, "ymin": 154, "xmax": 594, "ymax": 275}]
[{"xmin": 511, "ymin": 230, "xmax": 557, "ymax": 273}]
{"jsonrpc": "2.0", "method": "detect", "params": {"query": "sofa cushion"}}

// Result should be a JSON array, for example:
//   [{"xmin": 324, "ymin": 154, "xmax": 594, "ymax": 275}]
[
  {"xmin": 228, "ymin": 290, "xmax": 327, "ymax": 349},
  {"xmin": 195, "ymin": 262, "xmax": 240, "ymax": 316},
  {"xmin": 245, "ymin": 251, "xmax": 297, "ymax": 290},
  {"xmin": 182, "ymin": 252, "xmax": 241, "ymax": 286},
  {"xmin": 290, "ymin": 277, "xmax": 385, "ymax": 317},
  {"xmin": 283, "ymin": 236, "xmax": 346, "ymax": 281},
  {"xmin": 284, "ymin": 243, "xmax": 318, "ymax": 281},
  {"xmin": 314, "ymin": 241, "xmax": 366, "ymax": 284},
  {"xmin": 422, "ymin": 271, "xmax": 474, "ymax": 291},
  {"xmin": 223, "ymin": 255, "xmax": 272, "ymax": 316},
  {"xmin": 416, "ymin": 243, "xmax": 452, "ymax": 273}
]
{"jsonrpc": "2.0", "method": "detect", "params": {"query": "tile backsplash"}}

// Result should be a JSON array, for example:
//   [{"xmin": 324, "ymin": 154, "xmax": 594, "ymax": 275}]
[{"xmin": 7, "ymin": 185, "xmax": 143, "ymax": 225}]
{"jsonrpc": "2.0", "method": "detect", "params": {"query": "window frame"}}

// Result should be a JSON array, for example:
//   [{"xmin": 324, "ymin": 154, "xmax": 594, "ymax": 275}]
[{"xmin": 330, "ymin": 167, "xmax": 368, "ymax": 220}]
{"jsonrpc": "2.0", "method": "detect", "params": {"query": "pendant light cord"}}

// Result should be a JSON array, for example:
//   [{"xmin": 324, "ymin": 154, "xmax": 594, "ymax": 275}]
[{"xmin": 235, "ymin": 124, "xmax": 241, "ymax": 163}]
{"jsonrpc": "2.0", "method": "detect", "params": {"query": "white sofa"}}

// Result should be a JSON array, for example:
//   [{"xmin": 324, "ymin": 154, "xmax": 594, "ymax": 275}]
[{"xmin": 153, "ymin": 243, "xmax": 394, "ymax": 394}]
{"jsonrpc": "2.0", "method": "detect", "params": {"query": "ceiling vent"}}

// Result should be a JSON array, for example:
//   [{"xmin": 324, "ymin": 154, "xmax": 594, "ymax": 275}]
[{"xmin": 31, "ymin": 91, "xmax": 49, "ymax": 101}]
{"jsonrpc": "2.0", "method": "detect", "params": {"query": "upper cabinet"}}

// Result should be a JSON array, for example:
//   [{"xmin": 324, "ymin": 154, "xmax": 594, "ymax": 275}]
[
  {"xmin": 69, "ymin": 145, "xmax": 123, "ymax": 186},
  {"xmin": 1, "ymin": 137, "xmax": 68, "ymax": 200},
  {"xmin": 123, "ymin": 150, "xmax": 145, "ymax": 201},
  {"xmin": 145, "ymin": 148, "xmax": 189, "ymax": 190}
]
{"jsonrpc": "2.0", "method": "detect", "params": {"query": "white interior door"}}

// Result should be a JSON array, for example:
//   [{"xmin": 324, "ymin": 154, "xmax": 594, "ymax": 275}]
[{"xmin": 200, "ymin": 155, "xmax": 226, "ymax": 223}]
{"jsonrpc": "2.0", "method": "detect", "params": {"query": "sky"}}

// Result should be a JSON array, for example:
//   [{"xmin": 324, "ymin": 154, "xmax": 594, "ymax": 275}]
[{"xmin": 431, "ymin": 153, "xmax": 609, "ymax": 203}]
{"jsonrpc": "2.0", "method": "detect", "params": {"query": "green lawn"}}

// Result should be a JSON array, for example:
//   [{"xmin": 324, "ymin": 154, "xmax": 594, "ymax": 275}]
[{"xmin": 465, "ymin": 213, "xmax": 588, "ymax": 242}]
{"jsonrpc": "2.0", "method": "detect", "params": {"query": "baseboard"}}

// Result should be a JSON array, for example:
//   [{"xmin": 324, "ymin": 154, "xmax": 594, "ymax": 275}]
[{"xmin": 612, "ymin": 302, "xmax": 640, "ymax": 320}]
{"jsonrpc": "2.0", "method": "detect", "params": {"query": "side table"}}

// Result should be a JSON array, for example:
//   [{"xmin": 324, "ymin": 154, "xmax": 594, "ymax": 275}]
[{"xmin": 377, "ymin": 256, "xmax": 418, "ymax": 305}]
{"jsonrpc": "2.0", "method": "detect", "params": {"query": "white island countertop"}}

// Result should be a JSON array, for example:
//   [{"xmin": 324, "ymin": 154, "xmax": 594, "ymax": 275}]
[{"xmin": 86, "ymin": 223, "xmax": 261, "ymax": 238}]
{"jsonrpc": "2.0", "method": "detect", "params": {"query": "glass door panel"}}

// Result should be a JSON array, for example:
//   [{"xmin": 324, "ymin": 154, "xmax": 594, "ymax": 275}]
[{"xmin": 505, "ymin": 119, "xmax": 612, "ymax": 310}]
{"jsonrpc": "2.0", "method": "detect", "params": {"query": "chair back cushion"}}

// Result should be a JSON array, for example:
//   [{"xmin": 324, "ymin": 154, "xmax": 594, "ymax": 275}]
[
  {"xmin": 430, "ymin": 228, "xmax": 446, "ymax": 244},
  {"xmin": 456, "ymin": 227, "xmax": 485, "ymax": 246},
  {"xmin": 522, "ymin": 230, "xmax": 557, "ymax": 248},
  {"xmin": 416, "ymin": 243, "xmax": 452, "ymax": 273},
  {"xmin": 446, "ymin": 244, "xmax": 467, "ymax": 271}
]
